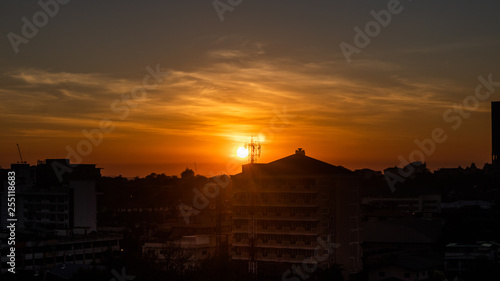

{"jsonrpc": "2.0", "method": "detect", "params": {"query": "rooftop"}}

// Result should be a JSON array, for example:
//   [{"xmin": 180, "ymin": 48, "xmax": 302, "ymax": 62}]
[{"xmin": 243, "ymin": 148, "xmax": 352, "ymax": 176}]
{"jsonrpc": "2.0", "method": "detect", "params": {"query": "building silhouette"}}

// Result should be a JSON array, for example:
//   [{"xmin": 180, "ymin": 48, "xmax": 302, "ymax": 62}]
[
  {"xmin": 231, "ymin": 148, "xmax": 362, "ymax": 279},
  {"xmin": 0, "ymin": 159, "xmax": 121, "ymax": 274},
  {"xmin": 492, "ymin": 101, "xmax": 500, "ymax": 164}
]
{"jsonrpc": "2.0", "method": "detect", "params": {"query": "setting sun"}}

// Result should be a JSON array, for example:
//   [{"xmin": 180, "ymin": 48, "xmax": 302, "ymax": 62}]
[{"xmin": 237, "ymin": 147, "xmax": 249, "ymax": 158}]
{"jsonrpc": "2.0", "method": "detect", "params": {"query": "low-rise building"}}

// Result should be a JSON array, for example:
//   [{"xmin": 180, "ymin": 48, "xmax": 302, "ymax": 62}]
[{"xmin": 142, "ymin": 234, "xmax": 217, "ymax": 271}]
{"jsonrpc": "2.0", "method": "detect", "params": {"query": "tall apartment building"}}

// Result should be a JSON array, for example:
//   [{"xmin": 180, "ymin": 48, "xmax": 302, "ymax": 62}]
[
  {"xmin": 0, "ymin": 159, "xmax": 121, "ymax": 274},
  {"xmin": 231, "ymin": 149, "xmax": 362, "ymax": 279},
  {"xmin": 0, "ymin": 159, "xmax": 99, "ymax": 234}
]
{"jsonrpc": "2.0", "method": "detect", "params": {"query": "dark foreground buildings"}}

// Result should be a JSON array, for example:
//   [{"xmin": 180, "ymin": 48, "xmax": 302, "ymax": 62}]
[
  {"xmin": 492, "ymin": 101, "xmax": 500, "ymax": 164},
  {"xmin": 0, "ymin": 160, "xmax": 121, "ymax": 275}
]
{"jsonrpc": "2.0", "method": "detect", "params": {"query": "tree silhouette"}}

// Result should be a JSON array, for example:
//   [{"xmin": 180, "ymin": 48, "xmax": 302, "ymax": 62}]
[{"xmin": 181, "ymin": 168, "xmax": 195, "ymax": 179}]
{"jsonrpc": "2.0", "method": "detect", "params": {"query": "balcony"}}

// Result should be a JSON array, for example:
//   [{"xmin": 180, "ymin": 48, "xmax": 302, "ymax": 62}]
[{"xmin": 234, "ymin": 226, "xmax": 248, "ymax": 232}]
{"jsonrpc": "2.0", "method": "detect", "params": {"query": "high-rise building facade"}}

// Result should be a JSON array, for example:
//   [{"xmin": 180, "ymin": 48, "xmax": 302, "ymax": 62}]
[
  {"xmin": 0, "ymin": 159, "xmax": 99, "ymax": 234},
  {"xmin": 0, "ymin": 159, "xmax": 121, "ymax": 274},
  {"xmin": 492, "ymin": 101, "xmax": 500, "ymax": 164},
  {"xmin": 231, "ymin": 149, "xmax": 362, "ymax": 279}
]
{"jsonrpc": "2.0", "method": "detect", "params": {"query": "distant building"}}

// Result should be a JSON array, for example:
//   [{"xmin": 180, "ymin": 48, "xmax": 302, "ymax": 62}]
[
  {"xmin": 492, "ymin": 101, "xmax": 500, "ymax": 164},
  {"xmin": 0, "ymin": 159, "xmax": 100, "ymax": 234},
  {"xmin": 383, "ymin": 162, "xmax": 429, "ymax": 182},
  {"xmin": 368, "ymin": 255, "xmax": 441, "ymax": 281},
  {"xmin": 362, "ymin": 193, "xmax": 441, "ymax": 220},
  {"xmin": 231, "ymin": 148, "xmax": 362, "ymax": 279},
  {"xmin": 142, "ymin": 234, "xmax": 217, "ymax": 271},
  {"xmin": 171, "ymin": 175, "xmax": 232, "ymax": 257},
  {"xmin": 362, "ymin": 218, "xmax": 443, "ymax": 281},
  {"xmin": 441, "ymin": 200, "xmax": 494, "ymax": 210},
  {"xmin": 445, "ymin": 241, "xmax": 500, "ymax": 280},
  {"xmin": 0, "ymin": 232, "xmax": 121, "ymax": 273}
]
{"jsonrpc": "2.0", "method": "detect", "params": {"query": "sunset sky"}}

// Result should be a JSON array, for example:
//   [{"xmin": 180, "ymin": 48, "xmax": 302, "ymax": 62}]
[{"xmin": 1, "ymin": 0, "xmax": 500, "ymax": 177}]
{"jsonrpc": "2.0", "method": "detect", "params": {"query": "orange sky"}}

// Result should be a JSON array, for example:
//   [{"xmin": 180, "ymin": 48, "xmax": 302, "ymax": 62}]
[{"xmin": 1, "ymin": 1, "xmax": 499, "ymax": 177}]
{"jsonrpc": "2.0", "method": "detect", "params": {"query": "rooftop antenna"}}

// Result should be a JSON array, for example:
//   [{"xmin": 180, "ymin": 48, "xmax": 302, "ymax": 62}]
[
  {"xmin": 16, "ymin": 143, "xmax": 26, "ymax": 164},
  {"xmin": 245, "ymin": 136, "xmax": 261, "ymax": 164}
]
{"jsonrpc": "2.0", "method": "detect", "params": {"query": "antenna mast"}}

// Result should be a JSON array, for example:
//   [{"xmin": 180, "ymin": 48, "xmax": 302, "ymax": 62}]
[
  {"xmin": 245, "ymin": 137, "xmax": 261, "ymax": 279},
  {"xmin": 245, "ymin": 137, "xmax": 261, "ymax": 164}
]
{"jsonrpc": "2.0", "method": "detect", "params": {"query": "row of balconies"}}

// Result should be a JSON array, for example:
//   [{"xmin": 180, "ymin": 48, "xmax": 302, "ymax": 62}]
[
  {"xmin": 445, "ymin": 252, "xmax": 495, "ymax": 259},
  {"xmin": 234, "ymin": 224, "xmax": 319, "ymax": 230},
  {"xmin": 24, "ymin": 217, "xmax": 69, "ymax": 222},
  {"xmin": 235, "ymin": 195, "xmax": 318, "ymax": 202},
  {"xmin": 31, "ymin": 209, "xmax": 69, "ymax": 214},
  {"xmin": 25, "ymin": 200, "xmax": 69, "ymax": 205},
  {"xmin": 234, "ymin": 185, "xmax": 317, "ymax": 193},
  {"xmin": 233, "ymin": 239, "xmax": 317, "ymax": 248},
  {"xmin": 233, "ymin": 225, "xmax": 320, "ymax": 234},
  {"xmin": 234, "ymin": 199, "xmax": 319, "ymax": 207},
  {"xmin": 233, "ymin": 212, "xmax": 319, "ymax": 220},
  {"xmin": 231, "ymin": 252, "xmax": 315, "ymax": 262}
]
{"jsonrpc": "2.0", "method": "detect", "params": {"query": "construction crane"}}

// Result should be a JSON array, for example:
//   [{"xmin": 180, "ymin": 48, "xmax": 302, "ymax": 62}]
[
  {"xmin": 16, "ymin": 143, "xmax": 26, "ymax": 164},
  {"xmin": 245, "ymin": 137, "xmax": 261, "ymax": 279}
]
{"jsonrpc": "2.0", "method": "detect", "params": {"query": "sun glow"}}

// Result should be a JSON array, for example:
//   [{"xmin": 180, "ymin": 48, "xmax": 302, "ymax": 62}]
[{"xmin": 237, "ymin": 147, "xmax": 249, "ymax": 158}]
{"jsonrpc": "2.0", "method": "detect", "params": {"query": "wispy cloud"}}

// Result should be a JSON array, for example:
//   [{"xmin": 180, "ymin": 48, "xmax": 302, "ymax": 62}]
[
  {"xmin": 0, "ymin": 45, "xmax": 462, "ymax": 143},
  {"xmin": 399, "ymin": 38, "xmax": 500, "ymax": 54}
]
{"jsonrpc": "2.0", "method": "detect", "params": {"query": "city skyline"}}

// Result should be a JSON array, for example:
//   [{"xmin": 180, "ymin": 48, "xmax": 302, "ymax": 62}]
[{"xmin": 1, "ymin": 0, "xmax": 500, "ymax": 177}]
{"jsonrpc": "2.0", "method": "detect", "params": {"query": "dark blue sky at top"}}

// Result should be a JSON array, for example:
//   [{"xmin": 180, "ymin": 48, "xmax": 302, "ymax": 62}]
[{"xmin": 1, "ymin": 0, "xmax": 499, "ymax": 76}]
